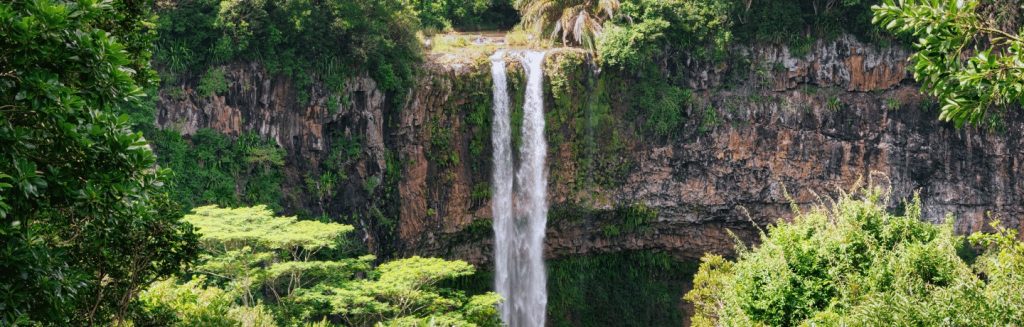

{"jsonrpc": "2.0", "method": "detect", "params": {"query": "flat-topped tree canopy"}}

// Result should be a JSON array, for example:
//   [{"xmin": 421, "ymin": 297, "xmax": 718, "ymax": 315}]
[{"xmin": 184, "ymin": 205, "xmax": 354, "ymax": 253}]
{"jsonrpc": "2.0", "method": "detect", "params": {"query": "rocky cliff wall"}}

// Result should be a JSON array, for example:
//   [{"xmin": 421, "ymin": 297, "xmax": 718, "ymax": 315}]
[{"xmin": 155, "ymin": 35, "xmax": 1024, "ymax": 265}]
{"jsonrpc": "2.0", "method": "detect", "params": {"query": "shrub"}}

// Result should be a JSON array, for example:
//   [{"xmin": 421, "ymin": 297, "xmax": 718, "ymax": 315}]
[
  {"xmin": 635, "ymin": 78, "xmax": 691, "ymax": 137},
  {"xmin": 687, "ymin": 185, "xmax": 1024, "ymax": 325},
  {"xmin": 197, "ymin": 67, "xmax": 229, "ymax": 97},
  {"xmin": 598, "ymin": 0, "xmax": 733, "ymax": 69}
]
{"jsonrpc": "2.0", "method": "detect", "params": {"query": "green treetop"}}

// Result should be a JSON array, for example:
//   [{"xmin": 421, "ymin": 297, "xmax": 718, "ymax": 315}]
[
  {"xmin": 185, "ymin": 205, "xmax": 354, "ymax": 256},
  {"xmin": 137, "ymin": 206, "xmax": 501, "ymax": 327}
]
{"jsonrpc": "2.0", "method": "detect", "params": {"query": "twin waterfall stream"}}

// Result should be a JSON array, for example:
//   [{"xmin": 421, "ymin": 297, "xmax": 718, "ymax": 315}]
[{"xmin": 490, "ymin": 50, "xmax": 548, "ymax": 327}]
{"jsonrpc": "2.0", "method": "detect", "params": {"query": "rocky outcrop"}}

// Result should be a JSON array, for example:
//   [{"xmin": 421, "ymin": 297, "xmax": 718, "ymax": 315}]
[{"xmin": 155, "ymin": 35, "xmax": 1024, "ymax": 267}]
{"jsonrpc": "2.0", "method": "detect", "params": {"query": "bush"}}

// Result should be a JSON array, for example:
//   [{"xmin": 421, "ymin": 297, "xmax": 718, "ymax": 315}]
[
  {"xmin": 149, "ymin": 129, "xmax": 285, "ymax": 211},
  {"xmin": 599, "ymin": 0, "xmax": 733, "ymax": 69},
  {"xmin": 686, "ymin": 185, "xmax": 1024, "ymax": 325},
  {"xmin": 635, "ymin": 78, "xmax": 691, "ymax": 138},
  {"xmin": 197, "ymin": 67, "xmax": 229, "ymax": 97}
]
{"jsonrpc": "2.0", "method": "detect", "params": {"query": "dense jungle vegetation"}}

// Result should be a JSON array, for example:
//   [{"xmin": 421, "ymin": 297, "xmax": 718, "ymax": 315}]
[{"xmin": 2, "ymin": 0, "xmax": 1024, "ymax": 325}]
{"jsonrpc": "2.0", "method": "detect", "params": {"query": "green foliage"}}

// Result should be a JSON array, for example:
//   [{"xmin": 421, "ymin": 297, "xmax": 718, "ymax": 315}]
[
  {"xmin": 686, "ymin": 186, "xmax": 1024, "ymax": 325},
  {"xmin": 599, "ymin": 0, "xmax": 733, "ymax": 69},
  {"xmin": 185, "ymin": 205, "xmax": 354, "ymax": 252},
  {"xmin": 698, "ymin": 106, "xmax": 719, "ymax": 133},
  {"xmin": 406, "ymin": 0, "xmax": 492, "ymax": 31},
  {"xmin": 465, "ymin": 78, "xmax": 492, "ymax": 162},
  {"xmin": 543, "ymin": 55, "xmax": 636, "ymax": 189},
  {"xmin": 136, "ymin": 276, "xmax": 275, "ymax": 327},
  {"xmin": 149, "ymin": 129, "xmax": 285, "ymax": 211},
  {"xmin": 443, "ymin": 251, "xmax": 698, "ymax": 327},
  {"xmin": 732, "ymin": 0, "xmax": 890, "ymax": 53},
  {"xmin": 547, "ymin": 251, "xmax": 698, "ymax": 326},
  {"xmin": 197, "ymin": 67, "xmax": 230, "ymax": 97},
  {"xmin": 885, "ymin": 97, "xmax": 901, "ymax": 111},
  {"xmin": 137, "ymin": 206, "xmax": 499, "ymax": 326},
  {"xmin": 0, "ymin": 0, "xmax": 198, "ymax": 324},
  {"xmin": 295, "ymin": 256, "xmax": 502, "ymax": 327},
  {"xmin": 182, "ymin": 205, "xmax": 366, "ymax": 309},
  {"xmin": 429, "ymin": 116, "xmax": 460, "ymax": 169},
  {"xmin": 155, "ymin": 0, "xmax": 421, "ymax": 105},
  {"xmin": 517, "ymin": 0, "xmax": 623, "ymax": 49},
  {"xmin": 685, "ymin": 254, "xmax": 733, "ymax": 327},
  {"xmin": 635, "ymin": 77, "xmax": 691, "ymax": 138},
  {"xmin": 826, "ymin": 96, "xmax": 844, "ymax": 111},
  {"xmin": 599, "ymin": 203, "xmax": 658, "ymax": 237},
  {"xmin": 873, "ymin": 0, "xmax": 1024, "ymax": 127}
]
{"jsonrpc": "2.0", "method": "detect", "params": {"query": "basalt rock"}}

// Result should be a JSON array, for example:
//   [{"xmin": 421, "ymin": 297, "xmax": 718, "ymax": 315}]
[{"xmin": 155, "ymin": 35, "xmax": 1024, "ymax": 268}]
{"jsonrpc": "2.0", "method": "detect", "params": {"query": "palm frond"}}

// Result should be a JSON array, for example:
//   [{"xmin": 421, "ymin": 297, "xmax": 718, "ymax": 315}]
[{"xmin": 516, "ymin": 0, "xmax": 622, "ymax": 50}]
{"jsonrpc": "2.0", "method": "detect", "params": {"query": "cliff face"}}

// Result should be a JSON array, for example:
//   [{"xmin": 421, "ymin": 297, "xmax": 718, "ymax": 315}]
[{"xmin": 155, "ymin": 35, "xmax": 1024, "ymax": 265}]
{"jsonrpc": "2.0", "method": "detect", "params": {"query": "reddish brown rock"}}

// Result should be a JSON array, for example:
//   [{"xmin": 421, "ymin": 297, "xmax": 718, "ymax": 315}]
[{"xmin": 156, "ymin": 37, "xmax": 1024, "ymax": 268}]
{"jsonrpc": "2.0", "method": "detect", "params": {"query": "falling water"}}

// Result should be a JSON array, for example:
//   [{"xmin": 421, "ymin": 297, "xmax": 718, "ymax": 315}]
[
  {"xmin": 492, "ymin": 50, "xmax": 548, "ymax": 327},
  {"xmin": 490, "ymin": 50, "xmax": 516, "ymax": 325}
]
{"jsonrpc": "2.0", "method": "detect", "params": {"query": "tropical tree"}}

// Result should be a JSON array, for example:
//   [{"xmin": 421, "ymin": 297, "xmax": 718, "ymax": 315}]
[
  {"xmin": 686, "ymin": 185, "xmax": 1024, "ymax": 325},
  {"xmin": 0, "ymin": 0, "xmax": 198, "ymax": 324},
  {"xmin": 517, "ymin": 0, "xmax": 622, "ymax": 49},
  {"xmin": 136, "ymin": 205, "xmax": 501, "ymax": 326},
  {"xmin": 293, "ymin": 256, "xmax": 502, "ymax": 327},
  {"xmin": 873, "ymin": 0, "xmax": 1024, "ymax": 127}
]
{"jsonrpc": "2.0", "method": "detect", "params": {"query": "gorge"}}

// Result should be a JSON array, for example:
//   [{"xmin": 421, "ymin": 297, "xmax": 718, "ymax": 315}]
[
  {"xmin": 151, "ymin": 34, "xmax": 1024, "ymax": 324},
  {"xmin": 9, "ymin": 0, "xmax": 1024, "ymax": 325}
]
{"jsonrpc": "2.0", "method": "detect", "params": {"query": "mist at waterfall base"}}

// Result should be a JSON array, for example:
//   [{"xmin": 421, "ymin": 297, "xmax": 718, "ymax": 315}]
[{"xmin": 491, "ymin": 50, "xmax": 548, "ymax": 327}]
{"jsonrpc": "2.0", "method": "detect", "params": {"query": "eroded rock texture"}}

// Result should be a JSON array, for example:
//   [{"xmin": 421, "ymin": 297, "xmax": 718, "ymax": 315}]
[{"xmin": 156, "ymin": 36, "xmax": 1024, "ymax": 266}]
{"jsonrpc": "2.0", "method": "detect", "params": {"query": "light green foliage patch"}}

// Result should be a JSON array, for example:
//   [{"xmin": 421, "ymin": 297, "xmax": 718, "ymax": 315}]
[
  {"xmin": 698, "ymin": 106, "xmax": 719, "ymax": 133},
  {"xmin": 137, "ymin": 276, "xmax": 277, "ymax": 327},
  {"xmin": 197, "ymin": 67, "xmax": 229, "ymax": 97},
  {"xmin": 137, "ymin": 206, "xmax": 497, "ymax": 326},
  {"xmin": 292, "ymin": 256, "xmax": 502, "ymax": 326},
  {"xmin": 185, "ymin": 205, "xmax": 353, "ymax": 251},
  {"xmin": 687, "ymin": 186, "xmax": 1024, "ymax": 325}
]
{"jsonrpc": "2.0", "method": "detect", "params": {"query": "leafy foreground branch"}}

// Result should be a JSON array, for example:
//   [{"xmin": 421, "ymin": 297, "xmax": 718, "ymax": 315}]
[
  {"xmin": 873, "ymin": 0, "xmax": 1024, "ymax": 127},
  {"xmin": 0, "ymin": 0, "xmax": 197, "ymax": 324},
  {"xmin": 133, "ymin": 205, "xmax": 501, "ymax": 327},
  {"xmin": 687, "ymin": 186, "xmax": 1024, "ymax": 326}
]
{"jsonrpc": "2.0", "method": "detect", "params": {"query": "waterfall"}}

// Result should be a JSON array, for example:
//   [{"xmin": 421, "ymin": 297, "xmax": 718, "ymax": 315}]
[
  {"xmin": 489, "ymin": 50, "xmax": 516, "ymax": 325},
  {"xmin": 491, "ymin": 50, "xmax": 548, "ymax": 327}
]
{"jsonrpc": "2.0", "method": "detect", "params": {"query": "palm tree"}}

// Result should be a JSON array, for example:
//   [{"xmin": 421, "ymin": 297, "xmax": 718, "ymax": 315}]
[{"xmin": 516, "ymin": 0, "xmax": 621, "ymax": 50}]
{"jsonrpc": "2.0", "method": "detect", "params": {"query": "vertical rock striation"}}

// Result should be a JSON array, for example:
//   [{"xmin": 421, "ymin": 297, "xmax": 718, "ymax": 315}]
[{"xmin": 155, "ymin": 36, "xmax": 1024, "ymax": 267}]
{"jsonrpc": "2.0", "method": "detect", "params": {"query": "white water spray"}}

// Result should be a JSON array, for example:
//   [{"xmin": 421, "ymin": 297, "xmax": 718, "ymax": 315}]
[
  {"xmin": 490, "ymin": 50, "xmax": 516, "ymax": 325},
  {"xmin": 491, "ymin": 50, "xmax": 548, "ymax": 327}
]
